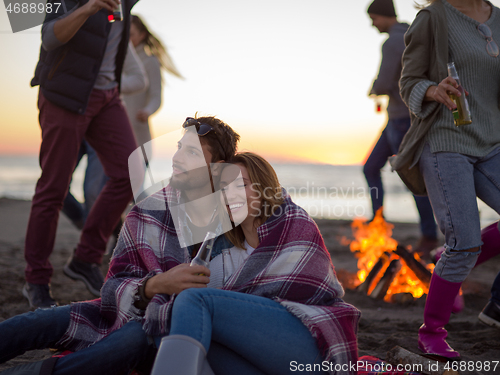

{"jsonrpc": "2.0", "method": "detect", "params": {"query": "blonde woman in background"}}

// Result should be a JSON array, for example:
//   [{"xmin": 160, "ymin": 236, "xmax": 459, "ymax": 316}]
[{"xmin": 126, "ymin": 15, "xmax": 183, "ymax": 153}]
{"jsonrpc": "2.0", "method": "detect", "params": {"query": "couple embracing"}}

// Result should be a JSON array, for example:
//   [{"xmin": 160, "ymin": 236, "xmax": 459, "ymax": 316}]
[{"xmin": 0, "ymin": 116, "xmax": 360, "ymax": 375}]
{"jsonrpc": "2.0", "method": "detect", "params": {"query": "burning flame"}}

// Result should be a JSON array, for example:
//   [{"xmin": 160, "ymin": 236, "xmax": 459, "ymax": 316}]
[{"xmin": 349, "ymin": 209, "xmax": 435, "ymax": 302}]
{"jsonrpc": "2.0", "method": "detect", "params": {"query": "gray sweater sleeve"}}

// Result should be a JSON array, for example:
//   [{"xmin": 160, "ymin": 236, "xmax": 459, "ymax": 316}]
[
  {"xmin": 41, "ymin": 5, "xmax": 78, "ymax": 51},
  {"xmin": 370, "ymin": 37, "xmax": 401, "ymax": 95}
]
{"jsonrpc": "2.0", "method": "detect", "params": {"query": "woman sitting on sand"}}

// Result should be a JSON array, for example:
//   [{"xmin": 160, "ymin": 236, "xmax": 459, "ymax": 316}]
[{"xmin": 150, "ymin": 152, "xmax": 361, "ymax": 375}]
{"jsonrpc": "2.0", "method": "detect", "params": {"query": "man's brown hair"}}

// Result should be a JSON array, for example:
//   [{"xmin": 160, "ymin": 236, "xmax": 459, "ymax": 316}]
[{"xmin": 194, "ymin": 115, "xmax": 240, "ymax": 162}]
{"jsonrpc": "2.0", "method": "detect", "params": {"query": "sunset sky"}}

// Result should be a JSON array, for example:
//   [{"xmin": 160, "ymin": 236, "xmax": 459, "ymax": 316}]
[{"xmin": 2, "ymin": 1, "xmax": 499, "ymax": 164}]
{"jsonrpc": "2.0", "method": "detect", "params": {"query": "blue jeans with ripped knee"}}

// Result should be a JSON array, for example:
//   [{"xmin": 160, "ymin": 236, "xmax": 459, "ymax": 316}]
[
  {"xmin": 162, "ymin": 288, "xmax": 327, "ymax": 375},
  {"xmin": 419, "ymin": 143, "xmax": 500, "ymax": 282}
]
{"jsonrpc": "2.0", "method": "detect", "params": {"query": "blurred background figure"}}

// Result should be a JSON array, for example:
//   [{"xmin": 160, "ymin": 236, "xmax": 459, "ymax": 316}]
[
  {"xmin": 125, "ymin": 14, "xmax": 184, "ymax": 158},
  {"xmin": 362, "ymin": 0, "xmax": 438, "ymax": 258}
]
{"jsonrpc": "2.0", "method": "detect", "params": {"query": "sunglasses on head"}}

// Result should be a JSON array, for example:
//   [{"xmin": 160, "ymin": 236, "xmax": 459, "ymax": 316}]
[
  {"xmin": 478, "ymin": 23, "xmax": 499, "ymax": 58},
  {"xmin": 182, "ymin": 117, "xmax": 226, "ymax": 159}
]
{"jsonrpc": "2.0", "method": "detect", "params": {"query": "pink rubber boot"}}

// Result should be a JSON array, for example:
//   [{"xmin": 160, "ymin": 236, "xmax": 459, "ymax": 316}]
[
  {"xmin": 433, "ymin": 246, "xmax": 464, "ymax": 313},
  {"xmin": 476, "ymin": 221, "xmax": 500, "ymax": 266},
  {"xmin": 418, "ymin": 273, "xmax": 461, "ymax": 358},
  {"xmin": 432, "ymin": 222, "xmax": 500, "ymax": 314}
]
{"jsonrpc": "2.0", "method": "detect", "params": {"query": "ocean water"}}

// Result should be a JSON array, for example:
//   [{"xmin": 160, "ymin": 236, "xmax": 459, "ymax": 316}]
[{"xmin": 0, "ymin": 154, "xmax": 498, "ymax": 225}]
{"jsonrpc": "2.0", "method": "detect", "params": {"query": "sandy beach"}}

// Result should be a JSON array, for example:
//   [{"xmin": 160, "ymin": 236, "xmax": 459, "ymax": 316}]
[{"xmin": 1, "ymin": 197, "xmax": 499, "ymax": 374}]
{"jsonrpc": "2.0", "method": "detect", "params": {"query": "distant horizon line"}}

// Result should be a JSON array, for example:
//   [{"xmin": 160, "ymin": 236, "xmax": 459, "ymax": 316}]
[{"xmin": 0, "ymin": 152, "xmax": 363, "ymax": 167}]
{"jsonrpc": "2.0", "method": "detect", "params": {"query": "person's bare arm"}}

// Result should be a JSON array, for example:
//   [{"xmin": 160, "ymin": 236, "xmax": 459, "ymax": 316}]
[{"xmin": 53, "ymin": 0, "xmax": 120, "ymax": 44}]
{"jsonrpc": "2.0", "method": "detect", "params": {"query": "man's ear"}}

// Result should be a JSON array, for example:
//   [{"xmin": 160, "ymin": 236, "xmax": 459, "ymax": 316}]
[{"xmin": 210, "ymin": 160, "xmax": 225, "ymax": 177}]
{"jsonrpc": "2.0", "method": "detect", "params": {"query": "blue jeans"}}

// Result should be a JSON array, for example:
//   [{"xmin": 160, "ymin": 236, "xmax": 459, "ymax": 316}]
[
  {"xmin": 62, "ymin": 141, "xmax": 108, "ymax": 226},
  {"xmin": 491, "ymin": 271, "xmax": 500, "ymax": 305},
  {"xmin": 363, "ymin": 118, "xmax": 437, "ymax": 238},
  {"xmin": 419, "ymin": 143, "xmax": 500, "ymax": 282},
  {"xmin": 0, "ymin": 305, "xmax": 151, "ymax": 375},
  {"xmin": 165, "ymin": 288, "xmax": 327, "ymax": 375}
]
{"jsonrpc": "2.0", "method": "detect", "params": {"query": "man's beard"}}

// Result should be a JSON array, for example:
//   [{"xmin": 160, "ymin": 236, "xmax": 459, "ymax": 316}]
[{"xmin": 169, "ymin": 167, "xmax": 214, "ymax": 197}]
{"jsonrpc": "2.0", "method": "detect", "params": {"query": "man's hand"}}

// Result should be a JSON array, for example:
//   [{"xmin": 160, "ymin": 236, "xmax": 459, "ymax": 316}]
[
  {"xmin": 53, "ymin": 0, "xmax": 121, "ymax": 45},
  {"xmin": 82, "ymin": 0, "xmax": 121, "ymax": 17},
  {"xmin": 144, "ymin": 263, "xmax": 210, "ymax": 298}
]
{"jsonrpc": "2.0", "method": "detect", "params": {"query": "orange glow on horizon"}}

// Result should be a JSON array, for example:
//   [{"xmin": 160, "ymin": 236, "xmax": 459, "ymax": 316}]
[{"xmin": 0, "ymin": 124, "xmax": 373, "ymax": 165}]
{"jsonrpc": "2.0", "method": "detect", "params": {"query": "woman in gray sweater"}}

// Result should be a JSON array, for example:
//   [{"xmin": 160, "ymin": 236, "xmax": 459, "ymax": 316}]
[{"xmin": 395, "ymin": 0, "xmax": 500, "ymax": 358}]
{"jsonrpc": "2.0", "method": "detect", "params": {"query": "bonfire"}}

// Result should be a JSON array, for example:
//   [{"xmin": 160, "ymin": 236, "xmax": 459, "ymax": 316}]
[{"xmin": 349, "ymin": 209, "xmax": 435, "ymax": 302}]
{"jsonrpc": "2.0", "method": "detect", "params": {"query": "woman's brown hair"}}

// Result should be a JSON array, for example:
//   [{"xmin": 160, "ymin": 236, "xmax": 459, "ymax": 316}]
[
  {"xmin": 131, "ymin": 15, "xmax": 184, "ymax": 80},
  {"xmin": 223, "ymin": 152, "xmax": 284, "ymax": 249}
]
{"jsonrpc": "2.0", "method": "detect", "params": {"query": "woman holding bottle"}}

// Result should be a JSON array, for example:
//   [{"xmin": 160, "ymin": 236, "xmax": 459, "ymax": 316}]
[
  {"xmin": 151, "ymin": 153, "xmax": 360, "ymax": 375},
  {"xmin": 125, "ymin": 15, "xmax": 183, "ymax": 152},
  {"xmin": 392, "ymin": 0, "xmax": 500, "ymax": 358}
]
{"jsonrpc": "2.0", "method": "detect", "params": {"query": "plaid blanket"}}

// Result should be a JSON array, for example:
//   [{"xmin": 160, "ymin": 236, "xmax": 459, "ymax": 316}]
[{"xmin": 56, "ymin": 187, "xmax": 360, "ymax": 374}]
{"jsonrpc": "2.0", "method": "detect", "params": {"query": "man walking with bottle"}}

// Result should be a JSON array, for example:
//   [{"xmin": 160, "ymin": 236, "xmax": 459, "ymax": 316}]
[
  {"xmin": 24, "ymin": 0, "xmax": 140, "ymax": 308},
  {"xmin": 363, "ymin": 0, "xmax": 438, "ymax": 258}
]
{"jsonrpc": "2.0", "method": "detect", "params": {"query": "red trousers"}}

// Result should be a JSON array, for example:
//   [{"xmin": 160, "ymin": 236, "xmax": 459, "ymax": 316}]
[{"xmin": 25, "ymin": 88, "xmax": 137, "ymax": 284}]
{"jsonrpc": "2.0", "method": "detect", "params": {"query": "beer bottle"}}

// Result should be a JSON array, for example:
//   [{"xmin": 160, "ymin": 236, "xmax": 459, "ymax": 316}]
[
  {"xmin": 190, "ymin": 232, "xmax": 216, "ymax": 275},
  {"xmin": 108, "ymin": 2, "xmax": 123, "ymax": 23},
  {"xmin": 447, "ymin": 62, "xmax": 472, "ymax": 126}
]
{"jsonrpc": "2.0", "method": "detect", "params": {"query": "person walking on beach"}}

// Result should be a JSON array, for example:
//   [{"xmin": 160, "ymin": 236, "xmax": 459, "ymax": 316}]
[
  {"xmin": 394, "ymin": 0, "xmax": 500, "ymax": 358},
  {"xmin": 363, "ymin": 0, "xmax": 438, "ymax": 257},
  {"xmin": 24, "ymin": 0, "xmax": 140, "ymax": 308}
]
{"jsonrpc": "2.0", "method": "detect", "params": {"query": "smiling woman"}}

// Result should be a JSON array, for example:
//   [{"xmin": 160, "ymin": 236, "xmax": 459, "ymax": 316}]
[{"xmin": 220, "ymin": 152, "xmax": 284, "ymax": 249}]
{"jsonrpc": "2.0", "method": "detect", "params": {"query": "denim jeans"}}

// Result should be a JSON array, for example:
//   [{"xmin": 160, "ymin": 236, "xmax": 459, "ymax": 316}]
[
  {"xmin": 62, "ymin": 141, "xmax": 108, "ymax": 227},
  {"xmin": 491, "ymin": 271, "xmax": 500, "ymax": 305},
  {"xmin": 419, "ymin": 143, "xmax": 500, "ymax": 282},
  {"xmin": 165, "ymin": 288, "xmax": 327, "ymax": 375},
  {"xmin": 363, "ymin": 118, "xmax": 437, "ymax": 238},
  {"xmin": 0, "ymin": 305, "xmax": 151, "ymax": 375}
]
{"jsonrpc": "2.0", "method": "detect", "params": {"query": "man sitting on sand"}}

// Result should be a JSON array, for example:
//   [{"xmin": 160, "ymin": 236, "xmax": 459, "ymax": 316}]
[{"xmin": 0, "ymin": 116, "xmax": 240, "ymax": 375}]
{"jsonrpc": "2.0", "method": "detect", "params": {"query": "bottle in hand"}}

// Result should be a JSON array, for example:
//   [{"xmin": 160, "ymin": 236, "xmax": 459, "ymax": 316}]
[
  {"xmin": 190, "ymin": 232, "xmax": 216, "ymax": 275},
  {"xmin": 108, "ymin": 2, "xmax": 122, "ymax": 22},
  {"xmin": 447, "ymin": 62, "xmax": 472, "ymax": 126}
]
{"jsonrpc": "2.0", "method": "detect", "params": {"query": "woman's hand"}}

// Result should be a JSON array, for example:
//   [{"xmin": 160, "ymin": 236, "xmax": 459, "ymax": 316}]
[
  {"xmin": 136, "ymin": 109, "xmax": 150, "ymax": 122},
  {"xmin": 144, "ymin": 263, "xmax": 210, "ymax": 298},
  {"xmin": 424, "ymin": 77, "xmax": 468, "ymax": 111}
]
